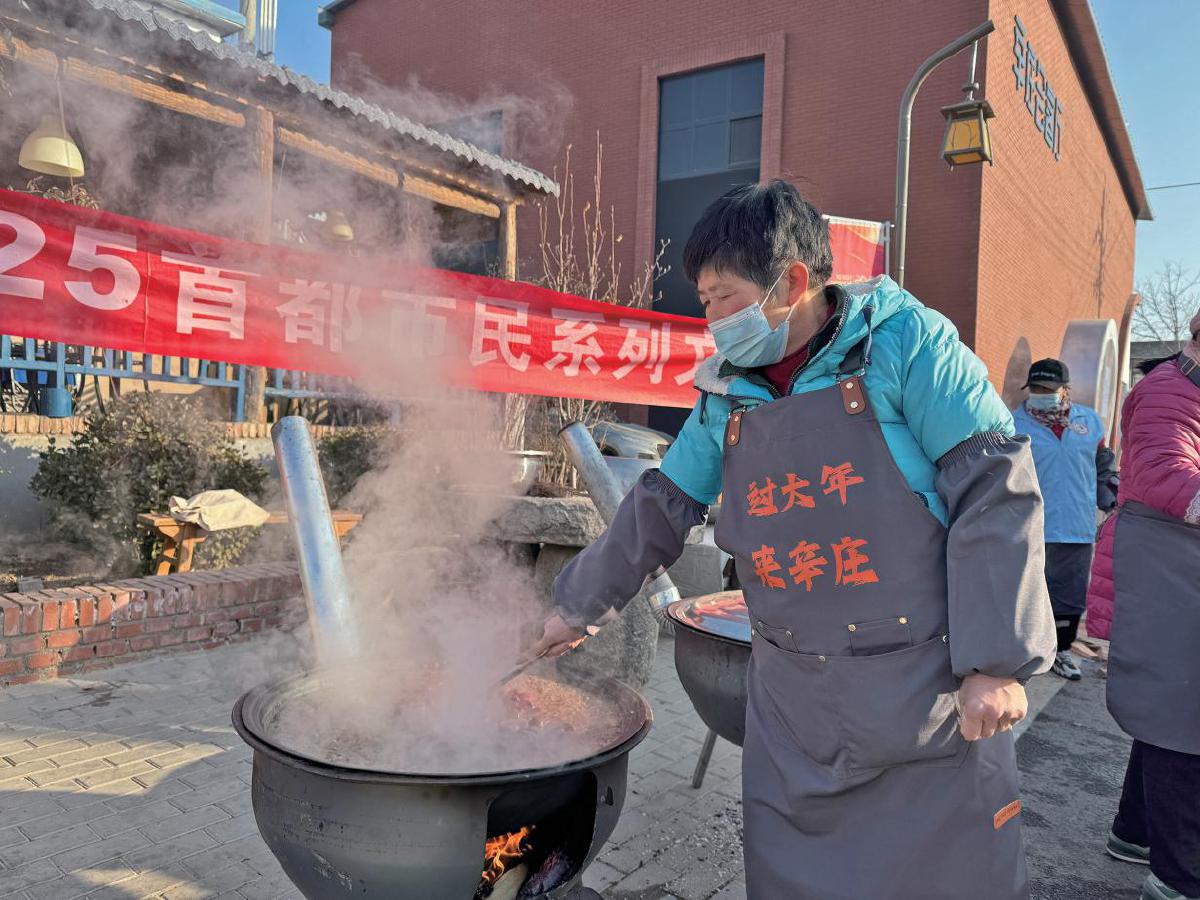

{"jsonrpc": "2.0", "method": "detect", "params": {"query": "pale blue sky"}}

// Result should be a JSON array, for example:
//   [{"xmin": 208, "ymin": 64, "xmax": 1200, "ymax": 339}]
[
  {"xmin": 238, "ymin": 2, "xmax": 1197, "ymax": 287},
  {"xmin": 1091, "ymin": 0, "xmax": 1200, "ymax": 285}
]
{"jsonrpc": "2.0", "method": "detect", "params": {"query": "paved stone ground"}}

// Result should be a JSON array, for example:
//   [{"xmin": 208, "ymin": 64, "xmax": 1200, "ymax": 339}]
[
  {"xmin": 1021, "ymin": 656, "xmax": 1145, "ymax": 900},
  {"xmin": 0, "ymin": 635, "xmax": 1144, "ymax": 899}
]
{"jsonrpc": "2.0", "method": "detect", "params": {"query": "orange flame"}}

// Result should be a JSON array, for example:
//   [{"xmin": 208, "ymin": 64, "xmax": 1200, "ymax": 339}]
[{"xmin": 481, "ymin": 826, "xmax": 534, "ymax": 887}]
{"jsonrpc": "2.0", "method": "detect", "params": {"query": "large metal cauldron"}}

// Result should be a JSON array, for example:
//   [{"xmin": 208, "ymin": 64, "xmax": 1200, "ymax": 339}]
[
  {"xmin": 233, "ymin": 669, "xmax": 651, "ymax": 899},
  {"xmin": 667, "ymin": 591, "xmax": 751, "ymax": 747}
]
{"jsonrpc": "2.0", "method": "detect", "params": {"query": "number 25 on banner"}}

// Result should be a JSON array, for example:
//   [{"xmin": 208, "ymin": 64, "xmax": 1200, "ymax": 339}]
[{"xmin": 0, "ymin": 210, "xmax": 140, "ymax": 309}]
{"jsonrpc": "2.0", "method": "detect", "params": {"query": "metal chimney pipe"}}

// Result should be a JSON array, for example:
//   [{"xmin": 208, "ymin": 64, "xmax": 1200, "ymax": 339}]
[
  {"xmin": 559, "ymin": 422, "xmax": 680, "ymax": 622},
  {"xmin": 271, "ymin": 416, "xmax": 360, "ymax": 661},
  {"xmin": 246, "ymin": 0, "xmax": 276, "ymax": 59}
]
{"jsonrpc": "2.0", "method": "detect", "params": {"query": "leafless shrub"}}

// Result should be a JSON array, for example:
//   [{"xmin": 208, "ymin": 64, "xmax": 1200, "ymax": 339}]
[{"xmin": 512, "ymin": 135, "xmax": 667, "ymax": 485}]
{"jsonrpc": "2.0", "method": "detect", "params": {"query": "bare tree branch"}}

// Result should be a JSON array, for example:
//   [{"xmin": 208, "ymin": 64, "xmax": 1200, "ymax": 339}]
[
  {"xmin": 519, "ymin": 134, "xmax": 671, "ymax": 485},
  {"xmin": 1134, "ymin": 261, "xmax": 1198, "ymax": 345}
]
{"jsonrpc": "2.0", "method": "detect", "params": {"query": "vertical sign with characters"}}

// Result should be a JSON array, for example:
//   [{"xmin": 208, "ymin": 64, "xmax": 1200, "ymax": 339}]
[{"xmin": 1012, "ymin": 16, "xmax": 1063, "ymax": 160}]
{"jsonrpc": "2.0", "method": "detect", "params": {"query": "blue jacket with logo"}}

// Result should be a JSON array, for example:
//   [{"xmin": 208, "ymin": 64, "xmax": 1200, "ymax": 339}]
[{"xmin": 1012, "ymin": 401, "xmax": 1105, "ymax": 543}]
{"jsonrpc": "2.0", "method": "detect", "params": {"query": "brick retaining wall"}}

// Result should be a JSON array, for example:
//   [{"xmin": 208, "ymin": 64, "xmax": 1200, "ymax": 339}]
[
  {"xmin": 0, "ymin": 564, "xmax": 305, "ymax": 686},
  {"xmin": 0, "ymin": 414, "xmax": 346, "ymax": 439}
]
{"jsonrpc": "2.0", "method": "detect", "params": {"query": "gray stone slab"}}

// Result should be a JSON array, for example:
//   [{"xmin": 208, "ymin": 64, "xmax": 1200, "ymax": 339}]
[
  {"xmin": 0, "ymin": 857, "xmax": 64, "ymax": 893},
  {"xmin": 144, "ymin": 806, "xmax": 230, "ymax": 843},
  {"xmin": 488, "ymin": 493, "xmax": 703, "ymax": 549},
  {"xmin": 666, "ymin": 538, "xmax": 728, "ymax": 599},
  {"xmin": 17, "ymin": 800, "xmax": 116, "ymax": 841},
  {"xmin": 488, "ymin": 494, "xmax": 607, "ymax": 547},
  {"xmin": 90, "ymin": 799, "xmax": 184, "ymax": 839},
  {"xmin": 555, "ymin": 590, "xmax": 660, "ymax": 689},
  {"xmin": 123, "ymin": 829, "xmax": 219, "ymax": 874},
  {"xmin": 23, "ymin": 861, "xmax": 139, "ymax": 900},
  {"xmin": 50, "ymin": 827, "xmax": 152, "ymax": 874},
  {"xmin": 0, "ymin": 822, "xmax": 100, "ymax": 870},
  {"xmin": 81, "ymin": 865, "xmax": 196, "ymax": 900}
]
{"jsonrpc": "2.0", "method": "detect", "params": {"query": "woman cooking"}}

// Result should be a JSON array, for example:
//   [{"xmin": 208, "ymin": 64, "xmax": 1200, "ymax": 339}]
[{"xmin": 526, "ymin": 180, "xmax": 1056, "ymax": 898}]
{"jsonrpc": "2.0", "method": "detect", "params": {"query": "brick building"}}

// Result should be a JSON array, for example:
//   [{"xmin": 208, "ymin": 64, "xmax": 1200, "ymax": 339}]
[{"xmin": 321, "ymin": 0, "xmax": 1149, "ymax": 427}]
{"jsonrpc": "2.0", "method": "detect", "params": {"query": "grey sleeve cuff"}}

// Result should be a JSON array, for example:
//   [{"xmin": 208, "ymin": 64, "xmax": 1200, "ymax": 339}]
[
  {"xmin": 936, "ymin": 433, "xmax": 1057, "ymax": 681},
  {"xmin": 553, "ymin": 469, "xmax": 707, "ymax": 628},
  {"xmin": 936, "ymin": 431, "xmax": 1012, "ymax": 469}
]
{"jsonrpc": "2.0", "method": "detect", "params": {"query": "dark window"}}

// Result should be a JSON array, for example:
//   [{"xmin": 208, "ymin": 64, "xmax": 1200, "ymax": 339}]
[
  {"xmin": 432, "ymin": 204, "xmax": 499, "ymax": 276},
  {"xmin": 657, "ymin": 59, "xmax": 764, "ymax": 181},
  {"xmin": 650, "ymin": 59, "xmax": 764, "ymax": 434},
  {"xmin": 729, "ymin": 115, "xmax": 763, "ymax": 167}
]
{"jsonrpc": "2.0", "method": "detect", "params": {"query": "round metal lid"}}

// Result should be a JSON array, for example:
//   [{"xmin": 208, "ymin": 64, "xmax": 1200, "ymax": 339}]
[{"xmin": 667, "ymin": 591, "xmax": 751, "ymax": 644}]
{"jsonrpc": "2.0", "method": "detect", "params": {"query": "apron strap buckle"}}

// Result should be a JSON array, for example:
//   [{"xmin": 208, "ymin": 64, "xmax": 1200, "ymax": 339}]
[
  {"xmin": 841, "ymin": 378, "xmax": 867, "ymax": 416},
  {"xmin": 726, "ymin": 409, "xmax": 744, "ymax": 446}
]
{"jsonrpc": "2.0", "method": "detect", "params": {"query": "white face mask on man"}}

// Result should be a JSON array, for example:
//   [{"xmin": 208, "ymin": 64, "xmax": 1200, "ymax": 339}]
[
  {"xmin": 707, "ymin": 268, "xmax": 795, "ymax": 367},
  {"xmin": 1026, "ymin": 393, "xmax": 1064, "ymax": 411}
]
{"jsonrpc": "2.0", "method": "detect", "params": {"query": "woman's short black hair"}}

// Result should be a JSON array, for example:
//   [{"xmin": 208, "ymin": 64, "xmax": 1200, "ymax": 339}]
[
  {"xmin": 1137, "ymin": 352, "xmax": 1181, "ymax": 376},
  {"xmin": 682, "ymin": 179, "xmax": 834, "ymax": 289}
]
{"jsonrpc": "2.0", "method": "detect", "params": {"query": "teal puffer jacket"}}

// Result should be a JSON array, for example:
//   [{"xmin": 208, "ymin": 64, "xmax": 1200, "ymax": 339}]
[{"xmin": 659, "ymin": 276, "xmax": 1015, "ymax": 524}]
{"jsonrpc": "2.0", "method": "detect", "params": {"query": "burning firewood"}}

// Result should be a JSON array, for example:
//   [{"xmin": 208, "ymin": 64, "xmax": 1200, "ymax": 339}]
[
  {"xmin": 475, "ymin": 827, "xmax": 534, "ymax": 899},
  {"xmin": 516, "ymin": 847, "xmax": 573, "ymax": 898},
  {"xmin": 488, "ymin": 863, "xmax": 528, "ymax": 900}
]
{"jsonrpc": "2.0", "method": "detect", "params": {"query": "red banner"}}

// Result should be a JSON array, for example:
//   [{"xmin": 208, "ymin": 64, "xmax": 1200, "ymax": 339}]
[
  {"xmin": 0, "ymin": 190, "xmax": 887, "ymax": 408},
  {"xmin": 825, "ymin": 216, "xmax": 890, "ymax": 285}
]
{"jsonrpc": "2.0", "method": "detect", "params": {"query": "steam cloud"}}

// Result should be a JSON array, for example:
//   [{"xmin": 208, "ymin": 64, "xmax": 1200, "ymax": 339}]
[{"xmin": 2, "ymin": 7, "xmax": 593, "ymax": 774}]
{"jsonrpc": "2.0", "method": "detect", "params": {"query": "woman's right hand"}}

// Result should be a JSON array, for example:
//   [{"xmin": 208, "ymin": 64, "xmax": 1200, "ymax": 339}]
[{"xmin": 521, "ymin": 613, "xmax": 587, "ymax": 663}]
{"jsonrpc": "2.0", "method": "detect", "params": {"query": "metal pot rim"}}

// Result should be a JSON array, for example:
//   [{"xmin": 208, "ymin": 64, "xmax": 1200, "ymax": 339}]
[
  {"xmin": 231, "ymin": 672, "xmax": 652, "ymax": 786},
  {"xmin": 666, "ymin": 596, "xmax": 751, "ymax": 647}
]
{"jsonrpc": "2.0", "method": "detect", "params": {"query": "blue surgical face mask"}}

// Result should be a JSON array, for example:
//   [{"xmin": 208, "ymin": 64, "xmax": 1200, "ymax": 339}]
[
  {"xmin": 1026, "ymin": 392, "xmax": 1063, "ymax": 411},
  {"xmin": 708, "ymin": 269, "xmax": 793, "ymax": 367}
]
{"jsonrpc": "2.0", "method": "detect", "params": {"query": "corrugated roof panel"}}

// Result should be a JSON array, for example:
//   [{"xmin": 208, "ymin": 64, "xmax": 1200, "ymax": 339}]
[{"xmin": 41, "ymin": 0, "xmax": 557, "ymax": 196}]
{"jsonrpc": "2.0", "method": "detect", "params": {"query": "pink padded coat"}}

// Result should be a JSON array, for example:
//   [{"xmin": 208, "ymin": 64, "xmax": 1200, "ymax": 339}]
[{"xmin": 1087, "ymin": 358, "xmax": 1200, "ymax": 639}]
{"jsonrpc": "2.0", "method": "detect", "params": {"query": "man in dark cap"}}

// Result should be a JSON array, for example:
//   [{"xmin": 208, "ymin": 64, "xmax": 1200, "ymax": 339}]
[{"xmin": 1014, "ymin": 358, "xmax": 1119, "ymax": 679}]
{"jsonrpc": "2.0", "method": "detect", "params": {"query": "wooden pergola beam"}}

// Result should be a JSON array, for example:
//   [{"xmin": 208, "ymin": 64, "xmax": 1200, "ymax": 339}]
[
  {"xmin": 3, "ymin": 21, "xmax": 529, "ymax": 213},
  {"xmin": 276, "ymin": 126, "xmax": 400, "ymax": 188},
  {"xmin": 406, "ymin": 174, "xmax": 501, "ymax": 219},
  {"xmin": 0, "ymin": 32, "xmax": 246, "ymax": 129},
  {"xmin": 499, "ymin": 201, "xmax": 518, "ymax": 277},
  {"xmin": 381, "ymin": 152, "xmax": 519, "ymax": 208},
  {"xmin": 2, "ymin": 20, "xmax": 526, "ymax": 221},
  {"xmin": 269, "ymin": 109, "xmax": 520, "ymax": 207},
  {"xmin": 65, "ymin": 57, "xmax": 246, "ymax": 128},
  {"xmin": 277, "ymin": 127, "xmax": 503, "ymax": 218}
]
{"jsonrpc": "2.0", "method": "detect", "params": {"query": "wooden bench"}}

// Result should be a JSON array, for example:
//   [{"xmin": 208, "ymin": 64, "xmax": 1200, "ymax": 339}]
[{"xmin": 138, "ymin": 510, "xmax": 363, "ymax": 575}]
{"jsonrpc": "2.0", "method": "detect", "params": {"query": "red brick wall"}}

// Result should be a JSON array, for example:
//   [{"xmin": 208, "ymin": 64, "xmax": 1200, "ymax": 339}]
[
  {"xmin": 0, "ymin": 415, "xmax": 350, "ymax": 438},
  {"xmin": 0, "ymin": 564, "xmax": 305, "ymax": 686},
  {"xmin": 329, "ymin": 0, "xmax": 986, "ymax": 336},
  {"xmin": 977, "ymin": 0, "xmax": 1137, "ymax": 403},
  {"xmin": 329, "ymin": 0, "xmax": 1136, "ymax": 387}
]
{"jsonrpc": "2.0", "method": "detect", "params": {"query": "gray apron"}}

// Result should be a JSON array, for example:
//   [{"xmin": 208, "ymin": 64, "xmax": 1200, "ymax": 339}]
[
  {"xmin": 714, "ymin": 346, "xmax": 1028, "ymax": 899},
  {"xmin": 1108, "ymin": 500, "xmax": 1200, "ymax": 755}
]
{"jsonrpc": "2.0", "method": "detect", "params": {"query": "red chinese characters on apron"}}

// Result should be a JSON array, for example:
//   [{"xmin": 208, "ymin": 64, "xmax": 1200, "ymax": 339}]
[{"xmin": 714, "ymin": 349, "xmax": 1029, "ymax": 899}]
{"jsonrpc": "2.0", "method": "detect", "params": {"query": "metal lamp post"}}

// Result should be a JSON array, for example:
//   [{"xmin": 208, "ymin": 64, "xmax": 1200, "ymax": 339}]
[{"xmin": 893, "ymin": 19, "xmax": 995, "ymax": 289}]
